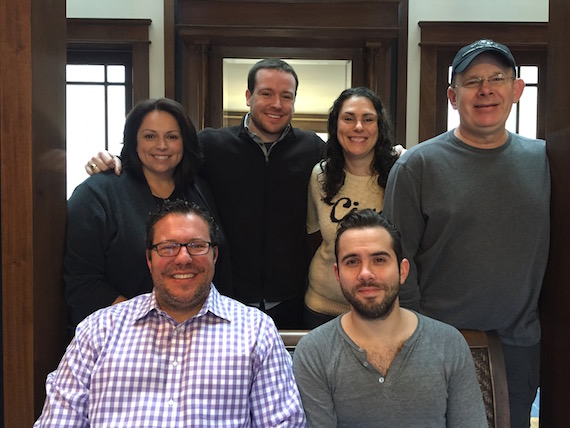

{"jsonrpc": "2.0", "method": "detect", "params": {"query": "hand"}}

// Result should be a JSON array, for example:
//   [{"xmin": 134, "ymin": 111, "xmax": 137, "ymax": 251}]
[
  {"xmin": 112, "ymin": 295, "xmax": 128, "ymax": 305},
  {"xmin": 85, "ymin": 151, "xmax": 123, "ymax": 176},
  {"xmin": 392, "ymin": 144, "xmax": 407, "ymax": 158}
]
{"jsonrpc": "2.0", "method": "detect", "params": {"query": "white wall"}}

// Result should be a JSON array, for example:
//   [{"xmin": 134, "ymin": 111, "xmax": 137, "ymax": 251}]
[
  {"xmin": 67, "ymin": 0, "xmax": 165, "ymax": 98},
  {"xmin": 406, "ymin": 0, "xmax": 549, "ymax": 147}
]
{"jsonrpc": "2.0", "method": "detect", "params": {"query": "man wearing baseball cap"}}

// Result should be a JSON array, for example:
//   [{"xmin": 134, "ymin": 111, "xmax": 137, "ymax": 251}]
[{"xmin": 383, "ymin": 39, "xmax": 550, "ymax": 427}]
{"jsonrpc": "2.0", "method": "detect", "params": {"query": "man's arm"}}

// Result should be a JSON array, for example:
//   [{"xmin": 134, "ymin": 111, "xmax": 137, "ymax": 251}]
[
  {"xmin": 249, "ymin": 319, "xmax": 306, "ymax": 427},
  {"xmin": 382, "ymin": 161, "xmax": 423, "ymax": 310},
  {"xmin": 34, "ymin": 336, "xmax": 93, "ymax": 427},
  {"xmin": 85, "ymin": 150, "xmax": 122, "ymax": 176},
  {"xmin": 292, "ymin": 334, "xmax": 337, "ymax": 428}
]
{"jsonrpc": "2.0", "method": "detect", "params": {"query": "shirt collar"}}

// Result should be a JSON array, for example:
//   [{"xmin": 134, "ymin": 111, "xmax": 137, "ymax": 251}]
[
  {"xmin": 244, "ymin": 113, "xmax": 291, "ymax": 144},
  {"xmin": 133, "ymin": 286, "xmax": 232, "ymax": 324}
]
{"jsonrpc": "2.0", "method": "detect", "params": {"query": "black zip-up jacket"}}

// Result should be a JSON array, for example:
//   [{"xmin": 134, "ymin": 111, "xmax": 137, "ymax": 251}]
[{"xmin": 199, "ymin": 117, "xmax": 326, "ymax": 304}]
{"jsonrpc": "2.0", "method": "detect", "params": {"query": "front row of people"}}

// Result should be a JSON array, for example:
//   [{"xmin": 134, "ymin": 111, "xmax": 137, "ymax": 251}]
[{"xmin": 35, "ymin": 201, "xmax": 487, "ymax": 427}]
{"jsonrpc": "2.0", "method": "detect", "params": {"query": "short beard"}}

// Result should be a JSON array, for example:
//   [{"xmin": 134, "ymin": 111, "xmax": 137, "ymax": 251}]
[
  {"xmin": 155, "ymin": 280, "xmax": 210, "ymax": 316},
  {"xmin": 341, "ymin": 282, "xmax": 399, "ymax": 320}
]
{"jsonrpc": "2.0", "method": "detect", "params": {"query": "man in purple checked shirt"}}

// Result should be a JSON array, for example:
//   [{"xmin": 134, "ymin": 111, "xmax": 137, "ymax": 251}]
[{"xmin": 35, "ymin": 200, "xmax": 305, "ymax": 427}]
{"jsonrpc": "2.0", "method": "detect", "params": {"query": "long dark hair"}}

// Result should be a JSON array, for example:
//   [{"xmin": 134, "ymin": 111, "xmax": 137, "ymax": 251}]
[
  {"xmin": 120, "ymin": 98, "xmax": 203, "ymax": 190},
  {"xmin": 321, "ymin": 87, "xmax": 397, "ymax": 204}
]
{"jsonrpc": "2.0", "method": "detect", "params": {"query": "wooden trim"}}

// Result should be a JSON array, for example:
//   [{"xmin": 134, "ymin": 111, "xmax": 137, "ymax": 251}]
[
  {"xmin": 164, "ymin": 0, "xmax": 176, "ymax": 99},
  {"xmin": 541, "ymin": 0, "xmax": 570, "ymax": 424},
  {"xmin": 67, "ymin": 18, "xmax": 152, "ymax": 103},
  {"xmin": 67, "ymin": 18, "xmax": 152, "ymax": 43},
  {"xmin": 395, "ymin": 0, "xmax": 408, "ymax": 145},
  {"xmin": 2, "ymin": 0, "xmax": 67, "ymax": 423}
]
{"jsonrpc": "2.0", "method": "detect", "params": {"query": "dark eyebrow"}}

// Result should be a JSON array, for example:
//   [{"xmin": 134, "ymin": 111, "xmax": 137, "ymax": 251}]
[
  {"xmin": 341, "ymin": 112, "xmax": 377, "ymax": 117},
  {"xmin": 340, "ymin": 252, "xmax": 359, "ymax": 262},
  {"xmin": 340, "ymin": 250, "xmax": 391, "ymax": 263},
  {"xmin": 370, "ymin": 251, "xmax": 391, "ymax": 258}
]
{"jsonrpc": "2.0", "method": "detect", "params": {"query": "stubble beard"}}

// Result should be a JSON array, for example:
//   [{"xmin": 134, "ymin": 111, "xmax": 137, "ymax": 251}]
[{"xmin": 152, "ymin": 268, "xmax": 212, "ymax": 317}]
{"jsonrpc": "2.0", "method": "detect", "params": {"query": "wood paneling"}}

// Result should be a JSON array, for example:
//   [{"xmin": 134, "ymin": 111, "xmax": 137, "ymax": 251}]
[
  {"xmin": 540, "ymin": 0, "xmax": 570, "ymax": 425},
  {"xmin": 1, "ymin": 0, "xmax": 67, "ymax": 424},
  {"xmin": 164, "ymin": 0, "xmax": 176, "ymax": 99}
]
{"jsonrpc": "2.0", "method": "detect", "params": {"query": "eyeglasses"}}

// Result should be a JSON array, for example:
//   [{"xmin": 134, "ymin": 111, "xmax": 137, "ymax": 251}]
[
  {"xmin": 151, "ymin": 240, "xmax": 213, "ymax": 257},
  {"xmin": 452, "ymin": 74, "xmax": 515, "ymax": 89}
]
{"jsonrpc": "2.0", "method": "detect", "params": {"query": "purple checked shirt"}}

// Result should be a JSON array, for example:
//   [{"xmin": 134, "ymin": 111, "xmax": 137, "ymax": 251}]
[{"xmin": 34, "ymin": 286, "xmax": 306, "ymax": 427}]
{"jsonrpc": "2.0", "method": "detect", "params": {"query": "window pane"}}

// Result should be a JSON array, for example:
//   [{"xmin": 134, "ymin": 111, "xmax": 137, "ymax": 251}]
[
  {"xmin": 520, "ymin": 66, "xmax": 538, "ymax": 85},
  {"xmin": 447, "ymin": 100, "xmax": 459, "ymax": 130},
  {"xmin": 519, "ymin": 86, "xmax": 538, "ymax": 139},
  {"xmin": 107, "ymin": 86, "xmax": 126, "ymax": 156},
  {"xmin": 505, "ymin": 106, "xmax": 517, "ymax": 134},
  {"xmin": 107, "ymin": 65, "xmax": 126, "ymax": 83},
  {"xmin": 66, "ymin": 85, "xmax": 106, "ymax": 198},
  {"xmin": 67, "ymin": 64, "xmax": 105, "ymax": 83}
]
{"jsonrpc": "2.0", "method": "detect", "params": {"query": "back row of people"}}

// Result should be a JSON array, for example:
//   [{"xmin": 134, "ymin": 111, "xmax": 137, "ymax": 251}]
[{"xmin": 65, "ymin": 39, "xmax": 548, "ymax": 427}]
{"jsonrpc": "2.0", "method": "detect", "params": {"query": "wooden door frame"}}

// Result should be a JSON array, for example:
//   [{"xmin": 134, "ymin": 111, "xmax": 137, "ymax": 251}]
[{"xmin": 173, "ymin": 0, "xmax": 408, "ymax": 143}]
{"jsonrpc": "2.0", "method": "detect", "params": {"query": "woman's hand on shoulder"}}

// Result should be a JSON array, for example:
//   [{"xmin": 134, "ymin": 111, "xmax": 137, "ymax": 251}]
[{"xmin": 392, "ymin": 144, "xmax": 407, "ymax": 158}]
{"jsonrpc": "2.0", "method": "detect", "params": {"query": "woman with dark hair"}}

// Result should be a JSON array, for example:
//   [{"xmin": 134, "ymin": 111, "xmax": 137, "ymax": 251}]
[
  {"xmin": 304, "ymin": 87, "xmax": 400, "ymax": 328},
  {"xmin": 65, "ymin": 98, "xmax": 230, "ymax": 332}
]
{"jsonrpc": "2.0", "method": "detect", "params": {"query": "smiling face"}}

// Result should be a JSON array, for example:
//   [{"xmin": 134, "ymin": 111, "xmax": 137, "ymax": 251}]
[
  {"xmin": 245, "ymin": 68, "xmax": 296, "ymax": 142},
  {"xmin": 336, "ymin": 96, "xmax": 379, "ymax": 167},
  {"xmin": 147, "ymin": 213, "xmax": 218, "ymax": 322},
  {"xmin": 448, "ymin": 53, "xmax": 525, "ymax": 148},
  {"xmin": 136, "ymin": 110, "xmax": 183, "ymax": 181},
  {"xmin": 334, "ymin": 226, "xmax": 409, "ymax": 320}
]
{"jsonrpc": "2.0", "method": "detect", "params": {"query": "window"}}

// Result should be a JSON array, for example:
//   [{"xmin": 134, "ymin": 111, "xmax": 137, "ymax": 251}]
[{"xmin": 66, "ymin": 51, "xmax": 132, "ymax": 198}]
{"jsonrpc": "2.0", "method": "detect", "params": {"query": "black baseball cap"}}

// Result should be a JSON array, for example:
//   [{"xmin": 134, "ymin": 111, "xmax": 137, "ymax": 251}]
[{"xmin": 451, "ymin": 39, "xmax": 516, "ymax": 82}]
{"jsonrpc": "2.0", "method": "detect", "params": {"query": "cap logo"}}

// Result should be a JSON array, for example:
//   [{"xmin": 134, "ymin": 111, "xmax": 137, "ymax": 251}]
[{"xmin": 460, "ymin": 40, "xmax": 510, "ymax": 59}]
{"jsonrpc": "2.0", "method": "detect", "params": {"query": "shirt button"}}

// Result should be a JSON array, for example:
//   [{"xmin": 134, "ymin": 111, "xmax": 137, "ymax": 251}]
[
  {"xmin": 363, "ymin": 362, "xmax": 369, "ymax": 367},
  {"xmin": 172, "ymin": 360, "xmax": 178, "ymax": 367},
  {"xmin": 379, "ymin": 377, "xmax": 385, "ymax": 383},
  {"xmin": 167, "ymin": 398, "xmax": 174, "ymax": 407}
]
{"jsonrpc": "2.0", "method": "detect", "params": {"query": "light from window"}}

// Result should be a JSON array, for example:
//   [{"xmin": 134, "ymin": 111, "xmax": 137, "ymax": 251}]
[{"xmin": 66, "ymin": 64, "xmax": 127, "ymax": 198}]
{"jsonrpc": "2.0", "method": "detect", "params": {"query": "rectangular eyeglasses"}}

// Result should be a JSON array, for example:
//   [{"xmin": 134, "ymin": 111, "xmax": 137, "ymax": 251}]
[{"xmin": 151, "ymin": 240, "xmax": 213, "ymax": 257}]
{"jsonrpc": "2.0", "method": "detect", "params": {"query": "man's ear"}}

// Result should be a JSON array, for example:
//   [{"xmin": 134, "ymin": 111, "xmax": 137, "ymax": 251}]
[
  {"xmin": 146, "ymin": 249, "xmax": 152, "ymax": 270},
  {"xmin": 399, "ymin": 258, "xmax": 410, "ymax": 284},
  {"xmin": 334, "ymin": 263, "xmax": 340, "ymax": 282},
  {"xmin": 512, "ymin": 78, "xmax": 525, "ymax": 103},
  {"xmin": 212, "ymin": 246, "xmax": 218, "ymax": 264},
  {"xmin": 245, "ymin": 89, "xmax": 252, "ymax": 107},
  {"xmin": 447, "ymin": 87, "xmax": 458, "ymax": 110}
]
